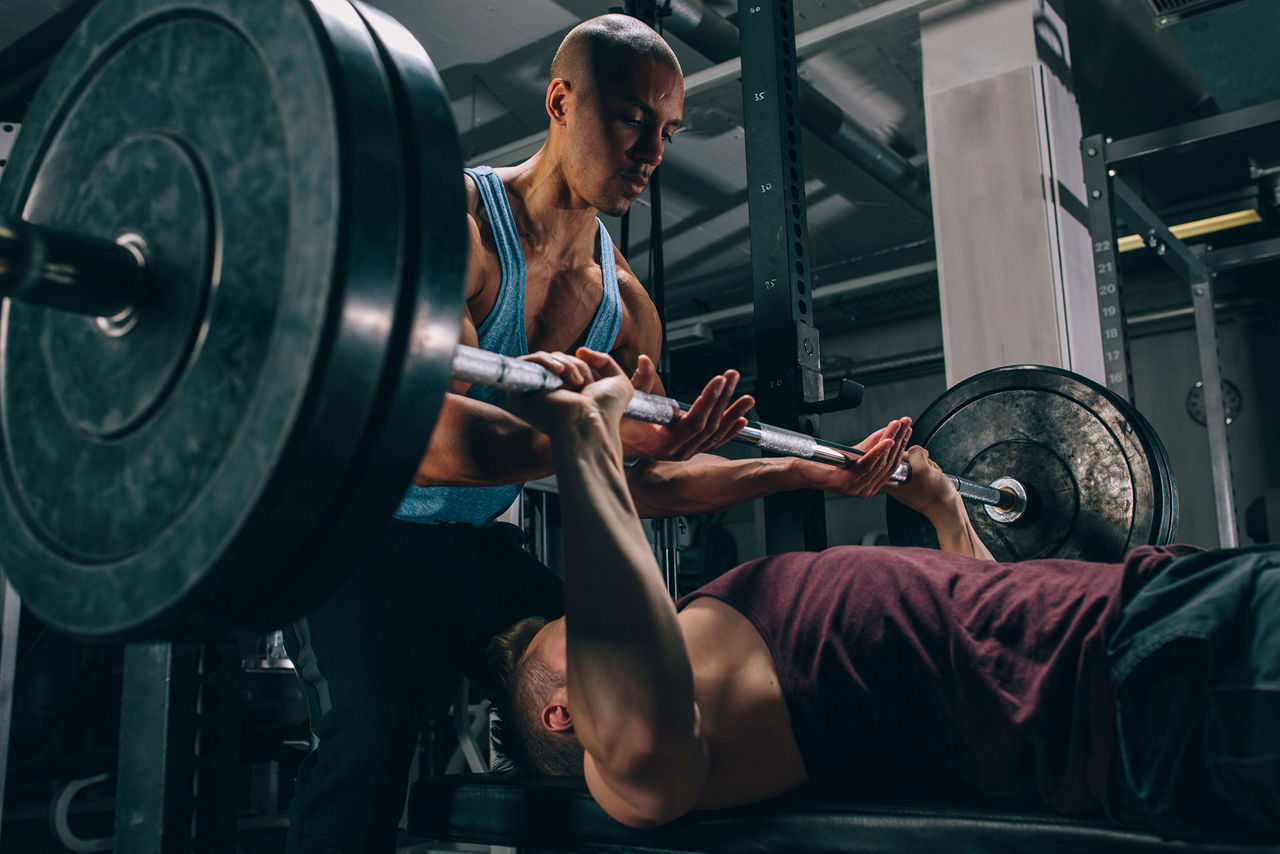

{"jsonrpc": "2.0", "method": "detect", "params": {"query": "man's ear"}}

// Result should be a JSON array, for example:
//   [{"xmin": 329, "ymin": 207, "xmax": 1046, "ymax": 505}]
[
  {"xmin": 546, "ymin": 78, "xmax": 571, "ymax": 126},
  {"xmin": 541, "ymin": 702, "xmax": 573, "ymax": 733}
]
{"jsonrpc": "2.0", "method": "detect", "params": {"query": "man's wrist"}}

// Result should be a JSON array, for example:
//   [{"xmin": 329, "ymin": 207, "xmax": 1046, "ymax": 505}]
[
  {"xmin": 786, "ymin": 456, "xmax": 839, "ymax": 491},
  {"xmin": 548, "ymin": 407, "xmax": 623, "ymax": 461},
  {"xmin": 925, "ymin": 496, "xmax": 972, "ymax": 536}
]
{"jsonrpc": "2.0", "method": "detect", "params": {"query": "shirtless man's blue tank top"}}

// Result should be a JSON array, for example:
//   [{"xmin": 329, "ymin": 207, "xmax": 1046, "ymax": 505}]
[{"xmin": 395, "ymin": 166, "xmax": 623, "ymax": 525}]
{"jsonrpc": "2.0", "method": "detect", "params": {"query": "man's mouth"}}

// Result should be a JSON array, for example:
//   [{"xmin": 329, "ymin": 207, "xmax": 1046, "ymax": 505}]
[{"xmin": 621, "ymin": 174, "xmax": 648, "ymax": 195}]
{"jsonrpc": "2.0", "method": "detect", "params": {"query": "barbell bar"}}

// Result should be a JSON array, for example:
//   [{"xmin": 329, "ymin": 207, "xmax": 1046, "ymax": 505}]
[
  {"xmin": 0, "ymin": 217, "xmax": 1021, "ymax": 518},
  {"xmin": 0, "ymin": 204, "xmax": 1073, "ymax": 522},
  {"xmin": 0, "ymin": 209, "xmax": 1025, "ymax": 517},
  {"xmin": 452, "ymin": 345, "xmax": 1024, "ymax": 517}
]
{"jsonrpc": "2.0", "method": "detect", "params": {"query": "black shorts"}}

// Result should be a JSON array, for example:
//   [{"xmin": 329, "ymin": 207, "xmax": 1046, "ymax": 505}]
[{"xmin": 1108, "ymin": 544, "xmax": 1280, "ymax": 841}]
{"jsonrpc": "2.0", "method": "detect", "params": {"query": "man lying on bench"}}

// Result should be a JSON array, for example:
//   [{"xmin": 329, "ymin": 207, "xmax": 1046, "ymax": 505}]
[{"xmin": 482, "ymin": 347, "xmax": 1280, "ymax": 843}]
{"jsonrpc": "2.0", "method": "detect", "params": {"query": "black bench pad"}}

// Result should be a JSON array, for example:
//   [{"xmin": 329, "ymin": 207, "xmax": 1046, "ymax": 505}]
[{"xmin": 409, "ymin": 773, "xmax": 1280, "ymax": 853}]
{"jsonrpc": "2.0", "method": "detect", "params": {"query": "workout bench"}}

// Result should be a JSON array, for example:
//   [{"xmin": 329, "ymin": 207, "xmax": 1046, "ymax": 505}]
[{"xmin": 408, "ymin": 772, "xmax": 1280, "ymax": 853}]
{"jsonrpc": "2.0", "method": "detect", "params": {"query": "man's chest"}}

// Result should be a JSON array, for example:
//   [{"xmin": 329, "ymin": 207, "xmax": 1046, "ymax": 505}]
[{"xmin": 522, "ymin": 266, "xmax": 609, "ymax": 352}]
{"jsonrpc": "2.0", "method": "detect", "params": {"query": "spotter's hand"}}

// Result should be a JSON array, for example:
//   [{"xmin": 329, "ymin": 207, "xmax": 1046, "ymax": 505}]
[
  {"xmin": 619, "ymin": 354, "xmax": 755, "ymax": 461},
  {"xmin": 801, "ymin": 417, "xmax": 912, "ymax": 498}
]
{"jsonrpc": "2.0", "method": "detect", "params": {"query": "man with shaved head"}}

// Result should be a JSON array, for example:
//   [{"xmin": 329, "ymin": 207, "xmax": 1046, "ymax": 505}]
[{"xmin": 285, "ymin": 15, "xmax": 914, "ymax": 853}]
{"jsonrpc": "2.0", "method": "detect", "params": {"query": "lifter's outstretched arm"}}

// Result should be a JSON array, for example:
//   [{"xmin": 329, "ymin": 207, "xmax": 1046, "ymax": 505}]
[{"xmin": 507, "ymin": 350, "xmax": 710, "ymax": 828}]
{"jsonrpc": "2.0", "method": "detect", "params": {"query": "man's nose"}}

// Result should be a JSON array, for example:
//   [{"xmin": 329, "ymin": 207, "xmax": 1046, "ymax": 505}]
[{"xmin": 630, "ymin": 128, "xmax": 664, "ymax": 166}]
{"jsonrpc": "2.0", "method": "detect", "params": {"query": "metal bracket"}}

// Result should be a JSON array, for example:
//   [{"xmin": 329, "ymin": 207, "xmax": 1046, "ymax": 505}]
[
  {"xmin": 1110, "ymin": 177, "xmax": 1212, "ymax": 283},
  {"xmin": 801, "ymin": 378, "xmax": 865, "ymax": 414}
]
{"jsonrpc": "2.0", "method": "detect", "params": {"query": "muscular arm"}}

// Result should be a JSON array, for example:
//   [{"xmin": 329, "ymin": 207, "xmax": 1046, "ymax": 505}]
[
  {"xmin": 413, "ymin": 193, "xmax": 556, "ymax": 488},
  {"xmin": 626, "ymin": 419, "xmax": 913, "ymax": 517},
  {"xmin": 413, "ymin": 393, "xmax": 552, "ymax": 487},
  {"xmin": 626, "ymin": 454, "xmax": 840, "ymax": 517},
  {"xmin": 413, "ymin": 204, "xmax": 746, "ymax": 489},
  {"xmin": 513, "ymin": 357, "xmax": 709, "ymax": 827}
]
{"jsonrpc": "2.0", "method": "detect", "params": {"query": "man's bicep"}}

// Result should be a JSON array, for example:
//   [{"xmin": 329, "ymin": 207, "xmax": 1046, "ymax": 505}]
[{"xmin": 611, "ymin": 257, "xmax": 666, "ymax": 392}]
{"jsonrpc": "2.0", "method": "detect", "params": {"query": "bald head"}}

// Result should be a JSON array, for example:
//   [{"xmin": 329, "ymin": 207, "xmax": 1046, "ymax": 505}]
[{"xmin": 550, "ymin": 14, "xmax": 682, "ymax": 99}]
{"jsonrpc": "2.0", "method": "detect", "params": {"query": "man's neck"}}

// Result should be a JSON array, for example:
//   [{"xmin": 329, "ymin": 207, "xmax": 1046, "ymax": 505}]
[{"xmin": 501, "ymin": 149, "xmax": 601, "ymax": 258}]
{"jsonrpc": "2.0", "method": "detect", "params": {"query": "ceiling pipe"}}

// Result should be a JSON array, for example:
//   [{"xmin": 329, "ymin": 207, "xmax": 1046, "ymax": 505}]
[{"xmin": 662, "ymin": 0, "xmax": 934, "ymax": 219}]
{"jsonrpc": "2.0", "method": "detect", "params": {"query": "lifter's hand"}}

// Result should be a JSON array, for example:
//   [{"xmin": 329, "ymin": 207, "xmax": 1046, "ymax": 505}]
[
  {"xmin": 885, "ymin": 445, "xmax": 992, "ymax": 560},
  {"xmin": 510, "ymin": 349, "xmax": 635, "ymax": 448},
  {"xmin": 883, "ymin": 445, "xmax": 962, "ymax": 519},
  {"xmin": 798, "ymin": 418, "xmax": 912, "ymax": 498}
]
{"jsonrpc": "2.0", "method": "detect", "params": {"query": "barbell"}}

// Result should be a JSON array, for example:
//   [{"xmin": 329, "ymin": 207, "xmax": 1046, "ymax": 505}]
[
  {"xmin": 452, "ymin": 345, "xmax": 1024, "ymax": 514},
  {"xmin": 0, "ymin": 0, "xmax": 1176, "ymax": 643}
]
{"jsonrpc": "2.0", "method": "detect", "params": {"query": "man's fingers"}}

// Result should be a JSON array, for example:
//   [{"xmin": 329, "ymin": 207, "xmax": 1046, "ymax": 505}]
[
  {"xmin": 575, "ymin": 347, "xmax": 627, "ymax": 379},
  {"xmin": 865, "ymin": 435, "xmax": 896, "ymax": 464},
  {"xmin": 697, "ymin": 371, "xmax": 736, "ymax": 435},
  {"xmin": 629, "ymin": 353, "xmax": 657, "ymax": 392},
  {"xmin": 523, "ymin": 350, "xmax": 592, "ymax": 386},
  {"xmin": 852, "ymin": 438, "xmax": 895, "ymax": 493},
  {"xmin": 706, "ymin": 396, "xmax": 755, "ymax": 446},
  {"xmin": 887, "ymin": 421, "xmax": 912, "ymax": 475},
  {"xmin": 875, "ymin": 420, "xmax": 911, "ymax": 482},
  {"xmin": 674, "ymin": 375, "xmax": 725, "ymax": 436}
]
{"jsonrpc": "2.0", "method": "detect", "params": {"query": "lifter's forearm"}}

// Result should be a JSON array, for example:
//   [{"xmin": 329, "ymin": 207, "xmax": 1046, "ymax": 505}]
[
  {"xmin": 413, "ymin": 393, "xmax": 553, "ymax": 487},
  {"xmin": 928, "ymin": 499, "xmax": 995, "ymax": 561}
]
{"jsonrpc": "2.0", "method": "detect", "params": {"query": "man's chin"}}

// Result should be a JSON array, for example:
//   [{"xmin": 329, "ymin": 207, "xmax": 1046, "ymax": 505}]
[{"xmin": 597, "ymin": 196, "xmax": 634, "ymax": 218}]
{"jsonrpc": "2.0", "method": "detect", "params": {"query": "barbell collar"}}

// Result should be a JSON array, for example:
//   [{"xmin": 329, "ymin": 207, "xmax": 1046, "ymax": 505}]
[
  {"xmin": 983, "ymin": 477, "xmax": 1028, "ymax": 522},
  {"xmin": 453, "ymin": 345, "xmax": 1023, "ymax": 516},
  {"xmin": 0, "ymin": 216, "xmax": 144, "ymax": 319}
]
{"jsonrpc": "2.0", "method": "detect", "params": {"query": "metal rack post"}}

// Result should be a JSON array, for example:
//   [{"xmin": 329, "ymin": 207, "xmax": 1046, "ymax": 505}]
[{"xmin": 739, "ymin": 0, "xmax": 827, "ymax": 554}]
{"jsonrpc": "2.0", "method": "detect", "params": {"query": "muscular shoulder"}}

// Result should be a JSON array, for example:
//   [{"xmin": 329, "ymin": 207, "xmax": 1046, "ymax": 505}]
[
  {"xmin": 610, "ymin": 249, "xmax": 662, "ymax": 371},
  {"xmin": 465, "ymin": 171, "xmax": 500, "ymax": 302}
]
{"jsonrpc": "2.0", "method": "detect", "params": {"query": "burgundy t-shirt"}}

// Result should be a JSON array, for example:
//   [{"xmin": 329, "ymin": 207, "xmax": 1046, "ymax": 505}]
[{"xmin": 677, "ymin": 544, "xmax": 1198, "ymax": 816}]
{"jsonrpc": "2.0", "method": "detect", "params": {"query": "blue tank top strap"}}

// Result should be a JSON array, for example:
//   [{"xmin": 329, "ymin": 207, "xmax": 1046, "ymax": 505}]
[
  {"xmin": 394, "ymin": 166, "xmax": 527, "ymax": 526},
  {"xmin": 395, "ymin": 176, "xmax": 623, "ymax": 526},
  {"xmin": 465, "ymin": 166, "xmax": 529, "ymax": 354},
  {"xmin": 584, "ymin": 217, "xmax": 623, "ymax": 353}
]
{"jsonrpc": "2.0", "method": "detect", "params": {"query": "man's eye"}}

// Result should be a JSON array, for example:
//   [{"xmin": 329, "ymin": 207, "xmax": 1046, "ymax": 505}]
[{"xmin": 662, "ymin": 132, "xmax": 674, "ymax": 144}]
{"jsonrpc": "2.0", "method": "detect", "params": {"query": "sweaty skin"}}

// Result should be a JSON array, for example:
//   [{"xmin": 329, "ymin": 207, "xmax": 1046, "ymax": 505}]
[{"xmin": 507, "ymin": 349, "xmax": 978, "ymax": 827}]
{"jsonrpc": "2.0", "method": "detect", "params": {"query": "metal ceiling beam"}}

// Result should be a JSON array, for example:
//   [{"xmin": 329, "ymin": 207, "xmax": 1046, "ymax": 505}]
[{"xmin": 663, "ymin": 0, "xmax": 934, "ymax": 218}]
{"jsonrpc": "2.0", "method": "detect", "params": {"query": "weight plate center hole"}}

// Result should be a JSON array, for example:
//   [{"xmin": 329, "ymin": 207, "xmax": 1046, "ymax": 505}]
[{"xmin": 94, "ymin": 231, "xmax": 148, "ymax": 337}]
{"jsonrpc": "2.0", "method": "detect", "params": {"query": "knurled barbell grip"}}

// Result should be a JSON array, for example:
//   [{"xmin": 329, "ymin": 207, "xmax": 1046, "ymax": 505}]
[
  {"xmin": 452, "ymin": 344, "xmax": 683, "ymax": 424},
  {"xmin": 453, "ymin": 346, "xmax": 1021, "ymax": 513},
  {"xmin": 0, "ymin": 215, "xmax": 144, "ymax": 318}
]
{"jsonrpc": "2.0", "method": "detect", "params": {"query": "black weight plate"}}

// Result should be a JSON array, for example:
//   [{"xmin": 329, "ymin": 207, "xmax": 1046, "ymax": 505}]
[
  {"xmin": 262, "ymin": 3, "xmax": 466, "ymax": 613},
  {"xmin": 0, "ymin": 0, "xmax": 412, "ymax": 640},
  {"xmin": 1134, "ymin": 402, "xmax": 1180, "ymax": 545},
  {"xmin": 886, "ymin": 366, "xmax": 1176, "ymax": 562}
]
